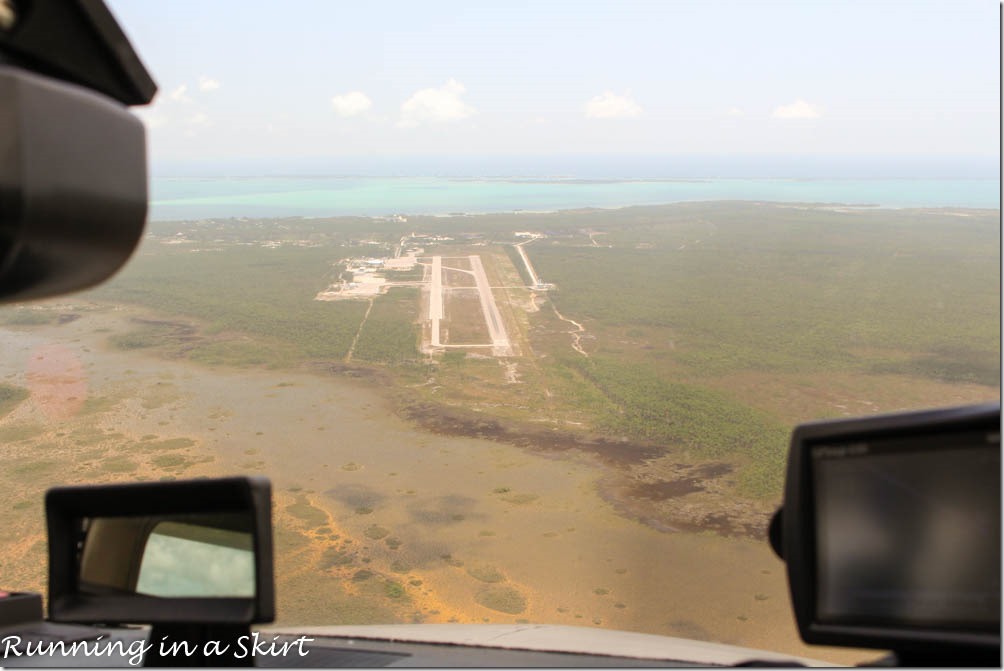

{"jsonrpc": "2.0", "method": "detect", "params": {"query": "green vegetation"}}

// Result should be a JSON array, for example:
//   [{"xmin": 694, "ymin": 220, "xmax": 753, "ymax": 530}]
[
  {"xmin": 533, "ymin": 204, "xmax": 999, "ymax": 383},
  {"xmin": 109, "ymin": 326, "xmax": 174, "ymax": 350},
  {"xmin": 561, "ymin": 355, "xmax": 788, "ymax": 495},
  {"xmin": 146, "ymin": 438, "xmax": 196, "ymax": 451},
  {"xmin": 286, "ymin": 495, "xmax": 329, "ymax": 527},
  {"xmin": 466, "ymin": 563, "xmax": 505, "ymax": 583},
  {"xmin": 0, "ymin": 423, "xmax": 46, "ymax": 443},
  {"xmin": 353, "ymin": 288, "xmax": 420, "ymax": 364},
  {"xmin": 0, "ymin": 309, "xmax": 59, "ymax": 326},
  {"xmin": 95, "ymin": 242, "xmax": 368, "ymax": 363},
  {"xmin": 187, "ymin": 340, "xmax": 295, "ymax": 368},
  {"xmin": 79, "ymin": 396, "xmax": 120, "ymax": 416},
  {"xmin": 501, "ymin": 492, "xmax": 539, "ymax": 505},
  {"xmin": 11, "ymin": 460, "xmax": 58, "ymax": 476},
  {"xmin": 321, "ymin": 547, "xmax": 355, "ymax": 568},
  {"xmin": 384, "ymin": 266, "xmax": 425, "ymax": 281},
  {"xmin": 98, "ymin": 456, "xmax": 139, "ymax": 474},
  {"xmin": 870, "ymin": 345, "xmax": 1000, "ymax": 386},
  {"xmin": 364, "ymin": 525, "xmax": 390, "ymax": 540},
  {"xmin": 441, "ymin": 350, "xmax": 467, "ymax": 367},
  {"xmin": 383, "ymin": 580, "xmax": 405, "ymax": 599},
  {"xmin": 475, "ymin": 585, "xmax": 527, "ymax": 614},
  {"xmin": 504, "ymin": 245, "xmax": 533, "ymax": 285},
  {"xmin": 515, "ymin": 203, "xmax": 999, "ymax": 496},
  {"xmin": 0, "ymin": 384, "xmax": 28, "ymax": 419},
  {"xmin": 150, "ymin": 454, "xmax": 189, "ymax": 469}
]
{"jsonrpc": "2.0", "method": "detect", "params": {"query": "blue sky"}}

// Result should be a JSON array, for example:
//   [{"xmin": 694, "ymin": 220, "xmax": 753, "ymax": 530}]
[{"xmin": 107, "ymin": 1, "xmax": 999, "ymax": 172}]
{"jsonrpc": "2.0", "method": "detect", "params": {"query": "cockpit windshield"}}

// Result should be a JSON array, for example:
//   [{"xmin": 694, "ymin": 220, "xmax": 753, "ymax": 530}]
[{"xmin": 0, "ymin": 1, "xmax": 998, "ymax": 665}]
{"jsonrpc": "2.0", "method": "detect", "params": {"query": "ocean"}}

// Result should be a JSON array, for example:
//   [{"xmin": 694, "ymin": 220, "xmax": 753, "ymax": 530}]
[{"xmin": 149, "ymin": 176, "xmax": 1000, "ymax": 221}]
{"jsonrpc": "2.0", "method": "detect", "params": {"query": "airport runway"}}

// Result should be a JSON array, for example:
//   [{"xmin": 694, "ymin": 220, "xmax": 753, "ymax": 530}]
[
  {"xmin": 426, "ymin": 254, "xmax": 511, "ymax": 355},
  {"xmin": 468, "ymin": 255, "xmax": 510, "ymax": 352},
  {"xmin": 430, "ymin": 255, "xmax": 443, "ymax": 347}
]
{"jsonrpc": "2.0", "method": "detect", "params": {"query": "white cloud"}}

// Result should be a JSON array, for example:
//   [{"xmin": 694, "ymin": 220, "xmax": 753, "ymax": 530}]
[
  {"xmin": 772, "ymin": 99, "xmax": 822, "ymax": 119},
  {"xmin": 727, "ymin": 107, "xmax": 744, "ymax": 117},
  {"xmin": 188, "ymin": 112, "xmax": 210, "ymax": 126},
  {"xmin": 198, "ymin": 76, "xmax": 221, "ymax": 92},
  {"xmin": 331, "ymin": 91, "xmax": 373, "ymax": 117},
  {"xmin": 399, "ymin": 79, "xmax": 476, "ymax": 128},
  {"xmin": 168, "ymin": 84, "xmax": 191, "ymax": 103},
  {"xmin": 585, "ymin": 91, "xmax": 642, "ymax": 119}
]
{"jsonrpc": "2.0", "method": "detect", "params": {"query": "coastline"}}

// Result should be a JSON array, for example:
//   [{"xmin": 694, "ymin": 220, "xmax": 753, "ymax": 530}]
[{"xmin": 148, "ymin": 179, "xmax": 1002, "ymax": 221}]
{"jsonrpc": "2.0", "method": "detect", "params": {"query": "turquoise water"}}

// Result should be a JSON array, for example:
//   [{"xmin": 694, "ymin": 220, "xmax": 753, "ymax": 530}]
[{"xmin": 149, "ymin": 177, "xmax": 999, "ymax": 221}]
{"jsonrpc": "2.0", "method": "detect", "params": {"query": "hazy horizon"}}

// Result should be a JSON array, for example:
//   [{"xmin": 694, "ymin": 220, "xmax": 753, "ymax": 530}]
[{"xmin": 149, "ymin": 153, "xmax": 1000, "ymax": 180}]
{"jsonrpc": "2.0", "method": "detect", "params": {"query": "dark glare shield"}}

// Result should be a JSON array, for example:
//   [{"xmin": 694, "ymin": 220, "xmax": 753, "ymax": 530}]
[{"xmin": 0, "ymin": 65, "xmax": 147, "ymax": 303}]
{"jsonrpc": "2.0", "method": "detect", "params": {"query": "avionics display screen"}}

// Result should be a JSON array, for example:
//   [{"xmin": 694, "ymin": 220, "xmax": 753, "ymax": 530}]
[{"xmin": 812, "ymin": 430, "xmax": 1000, "ymax": 630}]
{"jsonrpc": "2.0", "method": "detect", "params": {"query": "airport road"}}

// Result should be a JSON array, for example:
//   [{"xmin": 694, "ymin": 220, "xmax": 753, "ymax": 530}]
[{"xmin": 515, "ymin": 241, "xmax": 542, "ymax": 287}]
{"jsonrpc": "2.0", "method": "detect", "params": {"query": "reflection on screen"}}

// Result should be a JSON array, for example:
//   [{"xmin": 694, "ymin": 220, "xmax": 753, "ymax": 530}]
[
  {"xmin": 137, "ymin": 521, "xmax": 255, "ymax": 597},
  {"xmin": 813, "ymin": 431, "xmax": 1000, "ymax": 630}
]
